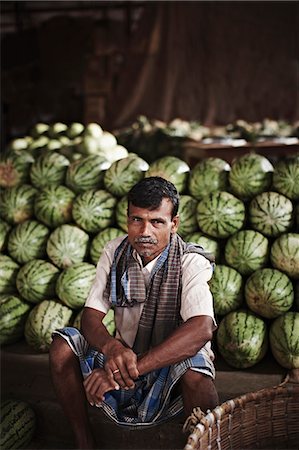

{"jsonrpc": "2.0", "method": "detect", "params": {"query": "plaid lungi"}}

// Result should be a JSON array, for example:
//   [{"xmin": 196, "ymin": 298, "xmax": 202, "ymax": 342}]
[{"xmin": 53, "ymin": 327, "xmax": 215, "ymax": 429}]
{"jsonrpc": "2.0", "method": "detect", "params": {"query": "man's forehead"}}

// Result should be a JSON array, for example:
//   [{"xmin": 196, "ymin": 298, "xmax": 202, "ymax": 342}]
[{"xmin": 128, "ymin": 198, "xmax": 173, "ymax": 216}]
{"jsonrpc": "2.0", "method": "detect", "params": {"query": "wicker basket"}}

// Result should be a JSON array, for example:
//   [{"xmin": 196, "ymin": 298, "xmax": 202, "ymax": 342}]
[{"xmin": 183, "ymin": 382, "xmax": 299, "ymax": 450}]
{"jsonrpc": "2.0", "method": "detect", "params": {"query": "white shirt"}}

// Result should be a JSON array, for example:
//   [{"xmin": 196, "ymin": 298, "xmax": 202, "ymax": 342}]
[{"xmin": 85, "ymin": 236, "xmax": 216, "ymax": 353}]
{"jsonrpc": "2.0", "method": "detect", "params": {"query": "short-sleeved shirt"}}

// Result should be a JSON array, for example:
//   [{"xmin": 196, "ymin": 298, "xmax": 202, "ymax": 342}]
[{"xmin": 85, "ymin": 236, "xmax": 216, "ymax": 355}]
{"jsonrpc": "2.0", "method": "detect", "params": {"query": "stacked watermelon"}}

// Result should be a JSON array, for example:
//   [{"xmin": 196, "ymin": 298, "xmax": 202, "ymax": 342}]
[{"xmin": 0, "ymin": 121, "xmax": 298, "ymax": 375}]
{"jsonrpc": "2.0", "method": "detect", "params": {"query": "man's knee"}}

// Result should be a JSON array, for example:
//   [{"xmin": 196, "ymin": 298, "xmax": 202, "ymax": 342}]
[
  {"xmin": 181, "ymin": 368, "xmax": 213, "ymax": 391},
  {"xmin": 49, "ymin": 335, "xmax": 74, "ymax": 373}
]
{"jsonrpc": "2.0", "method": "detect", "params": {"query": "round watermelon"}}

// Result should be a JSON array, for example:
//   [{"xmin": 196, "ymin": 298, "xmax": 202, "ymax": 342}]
[
  {"xmin": 90, "ymin": 227, "xmax": 125, "ymax": 265},
  {"xmin": 229, "ymin": 153, "xmax": 274, "ymax": 200},
  {"xmin": 34, "ymin": 185, "xmax": 76, "ymax": 228},
  {"xmin": 270, "ymin": 233, "xmax": 299, "ymax": 279},
  {"xmin": 66, "ymin": 122, "xmax": 84, "ymax": 139},
  {"xmin": 16, "ymin": 259, "xmax": 60, "ymax": 304},
  {"xmin": 115, "ymin": 195, "xmax": 128, "ymax": 232},
  {"xmin": 24, "ymin": 299, "xmax": 73, "ymax": 352},
  {"xmin": 30, "ymin": 122, "xmax": 49, "ymax": 138},
  {"xmin": 0, "ymin": 184, "xmax": 37, "ymax": 225},
  {"xmin": 209, "ymin": 265, "xmax": 243, "ymax": 315},
  {"xmin": 0, "ymin": 294, "xmax": 32, "ymax": 345},
  {"xmin": 0, "ymin": 219, "xmax": 11, "ymax": 252},
  {"xmin": 104, "ymin": 154, "xmax": 149, "ymax": 197},
  {"xmin": 249, "ymin": 191, "xmax": 293, "ymax": 237},
  {"xmin": 225, "ymin": 230, "xmax": 269, "ymax": 276},
  {"xmin": 217, "ymin": 309, "xmax": 268, "ymax": 368},
  {"xmin": 197, "ymin": 191, "xmax": 245, "ymax": 239},
  {"xmin": 0, "ymin": 399, "xmax": 36, "ymax": 449},
  {"xmin": 185, "ymin": 231, "xmax": 220, "ymax": 262},
  {"xmin": 177, "ymin": 195, "xmax": 198, "ymax": 238},
  {"xmin": 245, "ymin": 268, "xmax": 294, "ymax": 319},
  {"xmin": 30, "ymin": 151, "xmax": 70, "ymax": 189},
  {"xmin": 0, "ymin": 149, "xmax": 34, "ymax": 188},
  {"xmin": 46, "ymin": 224, "xmax": 89, "ymax": 269},
  {"xmin": 65, "ymin": 154, "xmax": 111, "ymax": 194},
  {"xmin": 72, "ymin": 189, "xmax": 117, "ymax": 233},
  {"xmin": 272, "ymin": 155, "xmax": 299, "ymax": 201},
  {"xmin": 145, "ymin": 156, "xmax": 190, "ymax": 193},
  {"xmin": 188, "ymin": 157, "xmax": 231, "ymax": 200},
  {"xmin": 0, "ymin": 254, "xmax": 19, "ymax": 295},
  {"xmin": 269, "ymin": 312, "xmax": 299, "ymax": 369},
  {"xmin": 56, "ymin": 262, "xmax": 96, "ymax": 309},
  {"xmin": 72, "ymin": 307, "xmax": 115, "ymax": 336},
  {"xmin": 7, "ymin": 220, "xmax": 50, "ymax": 264}
]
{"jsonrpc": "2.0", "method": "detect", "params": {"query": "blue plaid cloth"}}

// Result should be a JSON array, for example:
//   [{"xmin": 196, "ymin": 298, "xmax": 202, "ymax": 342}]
[{"xmin": 53, "ymin": 327, "xmax": 215, "ymax": 429}]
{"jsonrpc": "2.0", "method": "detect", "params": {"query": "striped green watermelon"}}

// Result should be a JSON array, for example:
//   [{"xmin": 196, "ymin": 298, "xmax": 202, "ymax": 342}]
[
  {"xmin": 0, "ymin": 294, "xmax": 31, "ymax": 345},
  {"xmin": 24, "ymin": 299, "xmax": 73, "ymax": 352},
  {"xmin": 115, "ymin": 195, "xmax": 128, "ymax": 232},
  {"xmin": 245, "ymin": 268, "xmax": 294, "ymax": 319},
  {"xmin": 34, "ymin": 185, "xmax": 76, "ymax": 228},
  {"xmin": 16, "ymin": 259, "xmax": 60, "ymax": 304},
  {"xmin": 0, "ymin": 149, "xmax": 34, "ymax": 188},
  {"xmin": 295, "ymin": 281, "xmax": 299, "ymax": 310},
  {"xmin": 56, "ymin": 263, "xmax": 96, "ymax": 309},
  {"xmin": 0, "ymin": 219, "xmax": 11, "ymax": 252},
  {"xmin": 269, "ymin": 311, "xmax": 299, "ymax": 369},
  {"xmin": 30, "ymin": 151, "xmax": 70, "ymax": 188},
  {"xmin": 46, "ymin": 224, "xmax": 89, "ymax": 269},
  {"xmin": 209, "ymin": 265, "xmax": 243, "ymax": 315},
  {"xmin": 249, "ymin": 191, "xmax": 293, "ymax": 237},
  {"xmin": 196, "ymin": 191, "xmax": 245, "ymax": 239},
  {"xmin": 225, "ymin": 230, "xmax": 269, "ymax": 276},
  {"xmin": 0, "ymin": 184, "xmax": 37, "ymax": 225},
  {"xmin": 216, "ymin": 309, "xmax": 268, "ymax": 368},
  {"xmin": 272, "ymin": 155, "xmax": 299, "ymax": 201},
  {"xmin": 0, "ymin": 254, "xmax": 19, "ymax": 294},
  {"xmin": 177, "ymin": 195, "xmax": 198, "ymax": 238},
  {"xmin": 0, "ymin": 399, "xmax": 36, "ymax": 449},
  {"xmin": 270, "ymin": 233, "xmax": 299, "ymax": 279},
  {"xmin": 72, "ymin": 189, "xmax": 117, "ymax": 233},
  {"xmin": 185, "ymin": 231, "xmax": 220, "ymax": 262},
  {"xmin": 229, "ymin": 153, "xmax": 274, "ymax": 200},
  {"xmin": 90, "ymin": 227, "xmax": 125, "ymax": 265},
  {"xmin": 65, "ymin": 155, "xmax": 111, "ymax": 194},
  {"xmin": 104, "ymin": 154, "xmax": 149, "ymax": 197},
  {"xmin": 7, "ymin": 220, "xmax": 50, "ymax": 264},
  {"xmin": 73, "ymin": 307, "xmax": 116, "ymax": 336},
  {"xmin": 188, "ymin": 157, "xmax": 231, "ymax": 200},
  {"xmin": 145, "ymin": 156, "xmax": 190, "ymax": 193}
]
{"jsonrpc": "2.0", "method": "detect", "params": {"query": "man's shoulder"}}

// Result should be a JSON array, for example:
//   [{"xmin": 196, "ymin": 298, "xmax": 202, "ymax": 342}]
[{"xmin": 104, "ymin": 234, "xmax": 128, "ymax": 253}]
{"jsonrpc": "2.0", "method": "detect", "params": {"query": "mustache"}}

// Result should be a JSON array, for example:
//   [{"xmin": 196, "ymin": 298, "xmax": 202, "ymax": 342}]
[{"xmin": 134, "ymin": 237, "xmax": 158, "ymax": 244}]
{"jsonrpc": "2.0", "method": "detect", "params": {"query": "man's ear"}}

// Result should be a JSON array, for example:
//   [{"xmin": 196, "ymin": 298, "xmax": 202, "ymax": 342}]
[{"xmin": 171, "ymin": 214, "xmax": 180, "ymax": 233}]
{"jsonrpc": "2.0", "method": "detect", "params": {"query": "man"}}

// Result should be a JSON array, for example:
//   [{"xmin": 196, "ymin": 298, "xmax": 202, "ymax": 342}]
[{"xmin": 49, "ymin": 176, "xmax": 219, "ymax": 449}]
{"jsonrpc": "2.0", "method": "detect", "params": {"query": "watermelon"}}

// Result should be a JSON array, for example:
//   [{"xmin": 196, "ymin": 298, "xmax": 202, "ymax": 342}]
[
  {"xmin": 0, "ymin": 399, "xmax": 36, "ymax": 449},
  {"xmin": 225, "ymin": 230, "xmax": 269, "ymax": 276},
  {"xmin": 72, "ymin": 308, "xmax": 116, "ymax": 336},
  {"xmin": 7, "ymin": 220, "xmax": 50, "ymax": 264},
  {"xmin": 104, "ymin": 154, "xmax": 149, "ymax": 197},
  {"xmin": 249, "ymin": 191, "xmax": 293, "ymax": 237},
  {"xmin": 0, "ymin": 219, "xmax": 11, "ymax": 252},
  {"xmin": 30, "ymin": 122, "xmax": 49, "ymax": 138},
  {"xmin": 188, "ymin": 157, "xmax": 231, "ymax": 200},
  {"xmin": 104, "ymin": 145, "xmax": 129, "ymax": 164},
  {"xmin": 34, "ymin": 185, "xmax": 76, "ymax": 228},
  {"xmin": 72, "ymin": 189, "xmax": 117, "ymax": 233},
  {"xmin": 46, "ymin": 224, "xmax": 89, "ymax": 269},
  {"xmin": 145, "ymin": 156, "xmax": 190, "ymax": 193},
  {"xmin": 245, "ymin": 268, "xmax": 294, "ymax": 319},
  {"xmin": 177, "ymin": 195, "xmax": 198, "ymax": 238},
  {"xmin": 185, "ymin": 231, "xmax": 220, "ymax": 262},
  {"xmin": 30, "ymin": 151, "xmax": 70, "ymax": 188},
  {"xmin": 48, "ymin": 122, "xmax": 68, "ymax": 138},
  {"xmin": 16, "ymin": 259, "xmax": 60, "ymax": 304},
  {"xmin": 272, "ymin": 155, "xmax": 299, "ymax": 201},
  {"xmin": 270, "ymin": 233, "xmax": 299, "ymax": 280},
  {"xmin": 196, "ymin": 191, "xmax": 245, "ymax": 239},
  {"xmin": 216, "ymin": 309, "xmax": 268, "ymax": 368},
  {"xmin": 0, "ymin": 184, "xmax": 37, "ymax": 225},
  {"xmin": 269, "ymin": 312, "xmax": 299, "ymax": 369},
  {"xmin": 229, "ymin": 153, "xmax": 274, "ymax": 200},
  {"xmin": 24, "ymin": 299, "xmax": 73, "ymax": 352},
  {"xmin": 0, "ymin": 254, "xmax": 19, "ymax": 294},
  {"xmin": 65, "ymin": 155, "xmax": 111, "ymax": 194},
  {"xmin": 90, "ymin": 227, "xmax": 125, "ymax": 265},
  {"xmin": 56, "ymin": 263, "xmax": 96, "ymax": 309},
  {"xmin": 0, "ymin": 149, "xmax": 34, "ymax": 188},
  {"xmin": 209, "ymin": 265, "xmax": 243, "ymax": 315},
  {"xmin": 115, "ymin": 195, "xmax": 128, "ymax": 232},
  {"xmin": 66, "ymin": 122, "xmax": 84, "ymax": 139},
  {"xmin": 0, "ymin": 294, "xmax": 31, "ymax": 345}
]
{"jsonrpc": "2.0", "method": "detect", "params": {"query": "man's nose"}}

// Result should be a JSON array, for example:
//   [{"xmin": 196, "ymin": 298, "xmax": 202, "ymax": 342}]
[{"xmin": 140, "ymin": 221, "xmax": 151, "ymax": 235}]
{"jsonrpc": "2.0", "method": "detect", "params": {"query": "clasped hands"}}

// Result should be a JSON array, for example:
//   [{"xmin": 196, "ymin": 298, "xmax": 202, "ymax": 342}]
[{"xmin": 83, "ymin": 339, "xmax": 139, "ymax": 406}]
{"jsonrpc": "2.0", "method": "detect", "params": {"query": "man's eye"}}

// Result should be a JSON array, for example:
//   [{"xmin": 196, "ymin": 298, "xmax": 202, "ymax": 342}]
[{"xmin": 152, "ymin": 219, "xmax": 163, "ymax": 224}]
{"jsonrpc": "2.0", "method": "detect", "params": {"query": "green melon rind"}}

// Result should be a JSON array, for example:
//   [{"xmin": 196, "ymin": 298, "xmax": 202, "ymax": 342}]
[
  {"xmin": 34, "ymin": 185, "xmax": 76, "ymax": 228},
  {"xmin": 209, "ymin": 265, "xmax": 243, "ymax": 315},
  {"xmin": 270, "ymin": 233, "xmax": 299, "ymax": 279},
  {"xmin": 90, "ymin": 228, "xmax": 125, "ymax": 265},
  {"xmin": 0, "ymin": 294, "xmax": 32, "ymax": 345},
  {"xmin": 269, "ymin": 311, "xmax": 299, "ymax": 369},
  {"xmin": 0, "ymin": 399, "xmax": 36, "ymax": 449}
]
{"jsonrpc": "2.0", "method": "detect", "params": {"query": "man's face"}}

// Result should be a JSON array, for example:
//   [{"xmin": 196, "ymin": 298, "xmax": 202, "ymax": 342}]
[{"xmin": 127, "ymin": 198, "xmax": 179, "ymax": 264}]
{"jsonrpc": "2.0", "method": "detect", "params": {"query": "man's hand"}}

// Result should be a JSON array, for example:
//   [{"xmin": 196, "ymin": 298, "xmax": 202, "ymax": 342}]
[
  {"xmin": 83, "ymin": 368, "xmax": 119, "ymax": 406},
  {"xmin": 103, "ymin": 339, "xmax": 139, "ymax": 389}
]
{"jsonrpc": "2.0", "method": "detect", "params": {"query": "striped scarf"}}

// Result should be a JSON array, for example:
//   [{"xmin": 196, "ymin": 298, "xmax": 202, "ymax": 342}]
[{"xmin": 104, "ymin": 234, "xmax": 214, "ymax": 355}]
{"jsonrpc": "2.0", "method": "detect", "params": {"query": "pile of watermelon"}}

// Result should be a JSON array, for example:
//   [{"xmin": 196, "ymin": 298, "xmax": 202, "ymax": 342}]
[{"xmin": 0, "ymin": 121, "xmax": 298, "ymax": 374}]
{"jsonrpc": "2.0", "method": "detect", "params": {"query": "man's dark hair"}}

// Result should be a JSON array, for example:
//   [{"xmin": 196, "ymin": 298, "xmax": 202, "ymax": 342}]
[{"xmin": 127, "ymin": 176, "xmax": 180, "ymax": 218}]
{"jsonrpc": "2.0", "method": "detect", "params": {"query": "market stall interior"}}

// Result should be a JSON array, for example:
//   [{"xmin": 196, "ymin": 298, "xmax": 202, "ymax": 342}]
[{"xmin": 1, "ymin": 1, "xmax": 299, "ymax": 449}]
